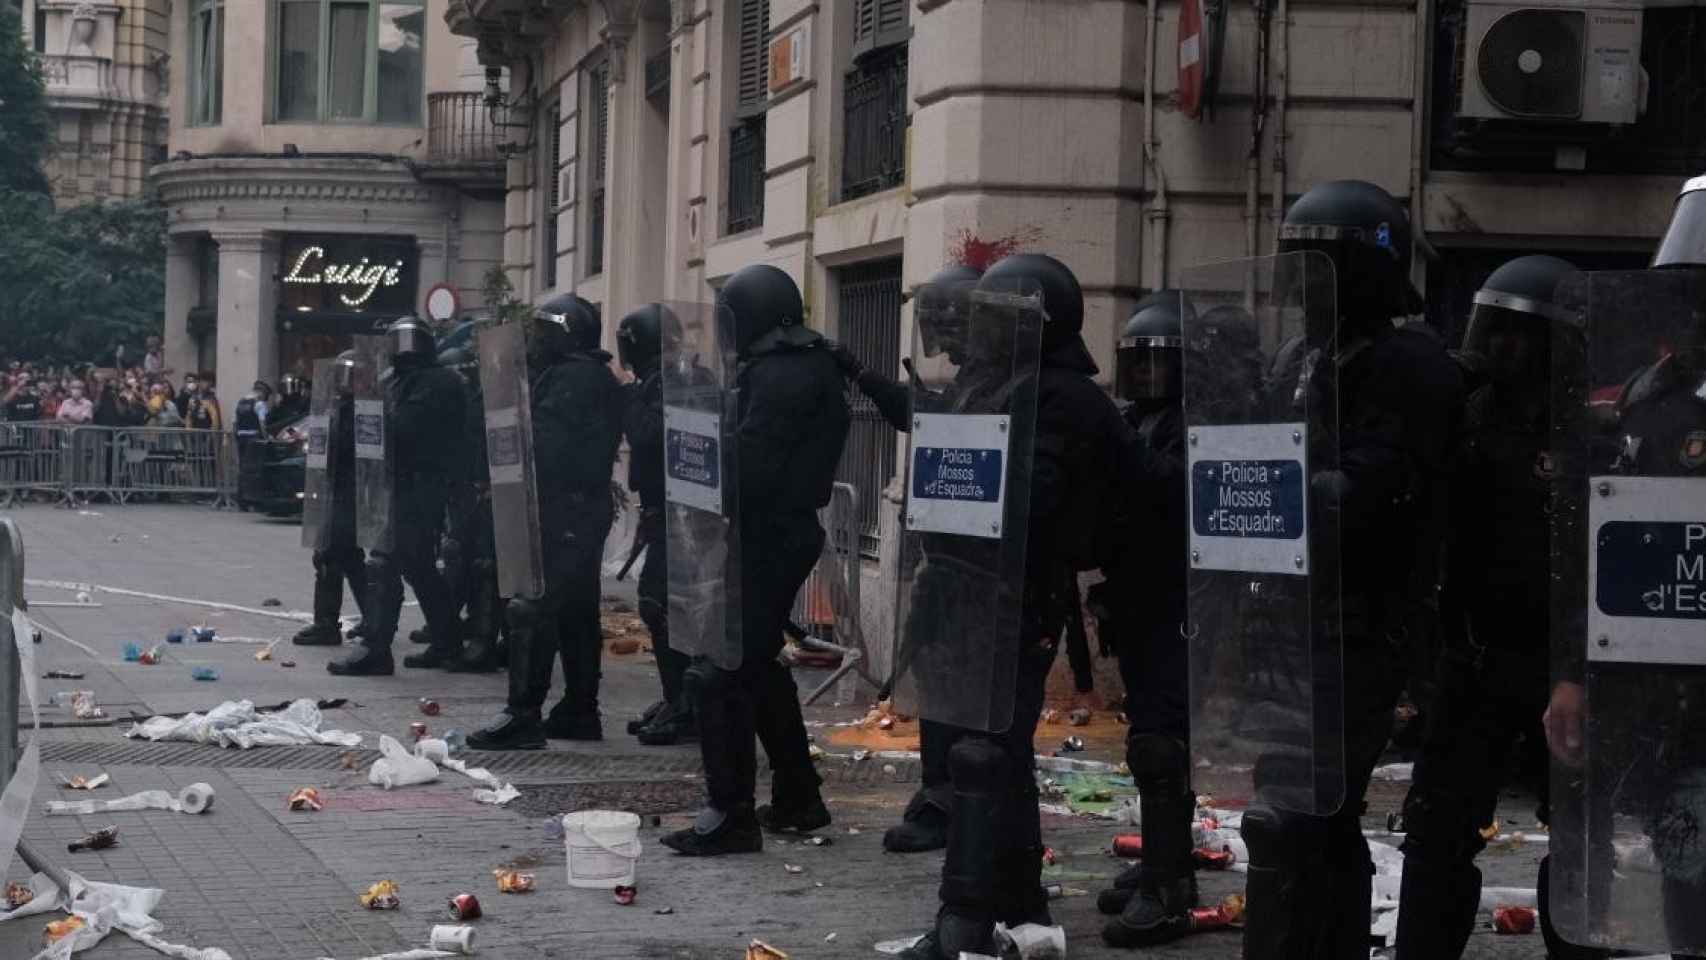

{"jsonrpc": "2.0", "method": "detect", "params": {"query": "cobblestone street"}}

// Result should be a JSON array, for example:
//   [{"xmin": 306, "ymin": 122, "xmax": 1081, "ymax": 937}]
[{"xmin": 0, "ymin": 504, "xmax": 1550, "ymax": 959}]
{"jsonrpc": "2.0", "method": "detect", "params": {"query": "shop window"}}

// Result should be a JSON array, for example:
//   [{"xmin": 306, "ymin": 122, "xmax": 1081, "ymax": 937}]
[
  {"xmin": 271, "ymin": 0, "xmax": 424, "ymax": 125},
  {"xmin": 191, "ymin": 0, "xmax": 224, "ymax": 125}
]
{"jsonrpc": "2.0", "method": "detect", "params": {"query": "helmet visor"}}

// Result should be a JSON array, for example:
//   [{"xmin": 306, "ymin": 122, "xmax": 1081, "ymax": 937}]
[
  {"xmin": 1654, "ymin": 187, "xmax": 1706, "ymax": 270},
  {"xmin": 1115, "ymin": 338, "xmax": 1182, "ymax": 402}
]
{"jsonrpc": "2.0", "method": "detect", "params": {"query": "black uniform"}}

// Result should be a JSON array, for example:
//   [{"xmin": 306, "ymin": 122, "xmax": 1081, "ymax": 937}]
[
  {"xmin": 444, "ymin": 354, "xmax": 504, "ymax": 673},
  {"xmin": 624, "ymin": 365, "xmax": 682, "ymax": 716},
  {"xmin": 295, "ymin": 392, "xmax": 367, "ymax": 645},
  {"xmin": 359, "ymin": 356, "xmax": 465, "ymax": 658}
]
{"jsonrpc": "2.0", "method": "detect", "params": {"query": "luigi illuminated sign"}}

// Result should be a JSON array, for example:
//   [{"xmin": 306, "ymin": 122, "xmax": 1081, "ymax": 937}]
[{"xmin": 278, "ymin": 235, "xmax": 417, "ymax": 316}]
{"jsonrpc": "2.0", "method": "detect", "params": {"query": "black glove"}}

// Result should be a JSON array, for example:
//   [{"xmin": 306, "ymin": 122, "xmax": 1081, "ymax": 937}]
[{"xmin": 824, "ymin": 339, "xmax": 864, "ymax": 380}]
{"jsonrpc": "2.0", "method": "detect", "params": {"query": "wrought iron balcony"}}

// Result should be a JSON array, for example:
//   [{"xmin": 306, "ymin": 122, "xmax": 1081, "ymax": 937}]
[
  {"xmin": 427, "ymin": 92, "xmax": 503, "ymax": 165},
  {"xmin": 841, "ymin": 47, "xmax": 908, "ymax": 202}
]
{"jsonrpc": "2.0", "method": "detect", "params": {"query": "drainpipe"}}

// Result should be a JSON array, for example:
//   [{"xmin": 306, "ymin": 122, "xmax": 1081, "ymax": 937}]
[
  {"xmin": 1409, "ymin": 0, "xmax": 1432, "ymax": 301},
  {"xmin": 1270, "ymin": 0, "xmax": 1289, "ymax": 251},
  {"xmin": 1146, "ymin": 0, "xmax": 1171, "ymax": 289}
]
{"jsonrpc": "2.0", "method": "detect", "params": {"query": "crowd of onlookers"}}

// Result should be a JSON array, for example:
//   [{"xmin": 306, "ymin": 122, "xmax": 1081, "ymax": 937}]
[{"xmin": 1, "ymin": 336, "xmax": 224, "ymax": 431}]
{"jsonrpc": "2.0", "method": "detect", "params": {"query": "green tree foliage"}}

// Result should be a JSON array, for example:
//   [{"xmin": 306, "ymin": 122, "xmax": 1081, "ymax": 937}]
[
  {"xmin": 0, "ymin": 3, "xmax": 52, "ymax": 196},
  {"xmin": 480, "ymin": 265, "xmax": 532, "ymax": 325},
  {"xmin": 0, "ymin": 193, "xmax": 168, "ymax": 361}
]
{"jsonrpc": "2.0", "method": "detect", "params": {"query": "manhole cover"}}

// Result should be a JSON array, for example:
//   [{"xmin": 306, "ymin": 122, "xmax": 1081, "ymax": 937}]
[{"xmin": 509, "ymin": 779, "xmax": 707, "ymax": 819}]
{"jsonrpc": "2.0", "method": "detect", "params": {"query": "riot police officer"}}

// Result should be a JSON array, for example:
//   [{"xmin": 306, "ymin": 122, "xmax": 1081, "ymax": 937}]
[
  {"xmin": 437, "ymin": 346, "xmax": 505, "ymax": 674},
  {"xmin": 1096, "ymin": 292, "xmax": 1199, "ymax": 947},
  {"xmin": 330, "ymin": 318, "xmax": 466, "ymax": 676},
  {"xmin": 661, "ymin": 265, "xmax": 850, "ymax": 855},
  {"xmin": 1239, "ymin": 181, "xmax": 1465, "ymax": 960},
  {"xmin": 293, "ymin": 351, "xmax": 366, "ymax": 648},
  {"xmin": 901, "ymin": 254, "xmax": 1135, "ymax": 960},
  {"xmin": 469, "ymin": 294, "xmax": 623, "ymax": 749},
  {"xmin": 1392, "ymin": 255, "xmax": 1576, "ymax": 959},
  {"xmin": 616, "ymin": 303, "xmax": 696, "ymax": 745},
  {"xmin": 829, "ymin": 263, "xmax": 982, "ymax": 853}
]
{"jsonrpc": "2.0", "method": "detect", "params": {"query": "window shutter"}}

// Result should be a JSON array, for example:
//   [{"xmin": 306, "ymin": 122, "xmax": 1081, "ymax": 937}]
[
  {"xmin": 851, "ymin": 0, "xmax": 908, "ymax": 60},
  {"xmin": 547, "ymin": 100, "xmax": 562, "ymax": 210},
  {"xmin": 736, "ymin": 0, "xmax": 770, "ymax": 110},
  {"xmin": 853, "ymin": 0, "xmax": 876, "ymax": 45},
  {"xmin": 593, "ymin": 63, "xmax": 610, "ymax": 188}
]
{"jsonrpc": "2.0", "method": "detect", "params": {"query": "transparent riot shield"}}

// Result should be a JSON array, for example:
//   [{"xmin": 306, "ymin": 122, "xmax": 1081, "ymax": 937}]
[
  {"xmin": 477, "ymin": 322, "xmax": 545, "ymax": 600},
  {"xmin": 889, "ymin": 280, "xmax": 1044, "ymax": 733},
  {"xmin": 300, "ymin": 358, "xmax": 340, "ymax": 551},
  {"xmin": 1548, "ymin": 268, "xmax": 1706, "ymax": 956},
  {"xmin": 352, "ymin": 336, "xmax": 394, "ymax": 555},
  {"xmin": 1179, "ymin": 251, "xmax": 1344, "ymax": 816},
  {"xmin": 662, "ymin": 301, "xmax": 742, "ymax": 671}
]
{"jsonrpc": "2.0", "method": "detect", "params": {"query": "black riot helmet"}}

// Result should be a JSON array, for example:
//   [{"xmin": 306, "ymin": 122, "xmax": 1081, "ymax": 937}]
[
  {"xmin": 1117, "ymin": 291, "xmax": 1187, "ymax": 403},
  {"xmin": 915, "ymin": 264, "xmax": 983, "ymax": 362},
  {"xmin": 980, "ymin": 253, "xmax": 1083, "ymax": 348},
  {"xmin": 1463, "ymin": 254, "xmax": 1577, "ymax": 388},
  {"xmin": 719, "ymin": 264, "xmax": 804, "ymax": 356},
  {"xmin": 436, "ymin": 346, "xmax": 477, "ymax": 380},
  {"xmin": 530, "ymin": 293, "xmax": 601, "ymax": 369},
  {"xmin": 387, "ymin": 316, "xmax": 436, "ymax": 359},
  {"xmin": 1653, "ymin": 174, "xmax": 1706, "ymax": 270},
  {"xmin": 617, "ymin": 303, "xmax": 682, "ymax": 374},
  {"xmin": 1279, "ymin": 180, "xmax": 1423, "ymax": 332}
]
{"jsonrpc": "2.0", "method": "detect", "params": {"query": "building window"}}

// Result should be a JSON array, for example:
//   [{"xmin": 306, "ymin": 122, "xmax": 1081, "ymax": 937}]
[
  {"xmin": 834, "ymin": 258, "xmax": 903, "ymax": 555},
  {"xmin": 842, "ymin": 0, "xmax": 908, "ymax": 201},
  {"xmin": 271, "ymin": 0, "xmax": 424, "ymax": 125},
  {"xmin": 727, "ymin": 0, "xmax": 768, "ymax": 234},
  {"xmin": 849, "ymin": 0, "xmax": 909, "ymax": 61},
  {"xmin": 543, "ymin": 99, "xmax": 561, "ymax": 290},
  {"xmin": 191, "ymin": 0, "xmax": 224, "ymax": 125},
  {"xmin": 586, "ymin": 60, "xmax": 609, "ymax": 277}
]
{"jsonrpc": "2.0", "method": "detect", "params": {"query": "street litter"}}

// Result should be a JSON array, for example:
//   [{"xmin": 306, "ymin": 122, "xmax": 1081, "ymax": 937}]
[
  {"xmin": 428, "ymin": 924, "xmax": 476, "ymax": 954},
  {"xmin": 1067, "ymin": 707, "xmax": 1092, "ymax": 726},
  {"xmin": 192, "ymin": 627, "xmax": 216, "ymax": 642},
  {"xmin": 167, "ymin": 630, "xmax": 185, "ymax": 644},
  {"xmin": 804, "ymin": 836, "xmax": 833, "ymax": 847},
  {"xmin": 824, "ymin": 932, "xmax": 838, "ymax": 943},
  {"xmin": 472, "ymin": 784, "xmax": 520, "ymax": 805},
  {"xmin": 654, "ymin": 906, "xmax": 674, "ymax": 915},
  {"xmin": 288, "ymin": 787, "xmax": 324, "ymax": 811},
  {"xmin": 122, "ymin": 643, "xmax": 141, "ymax": 662},
  {"xmin": 746, "ymin": 940, "xmax": 788, "ymax": 960},
  {"xmin": 126, "ymin": 698, "xmax": 362, "ymax": 750},
  {"xmin": 370, "ymin": 735, "xmax": 440, "ymax": 789},
  {"xmin": 359, "ymin": 880, "xmax": 400, "ymax": 910},
  {"xmin": 1493, "ymin": 905, "xmax": 1536, "ymax": 934},
  {"xmin": 139, "ymin": 646, "xmax": 164, "ymax": 665},
  {"xmin": 1371, "ymin": 762, "xmax": 1413, "ymax": 782},
  {"xmin": 1058, "ymin": 737, "xmax": 1085, "ymax": 754},
  {"xmin": 254, "ymin": 644, "xmax": 273, "ymax": 662},
  {"xmin": 261, "ymin": 598, "xmax": 282, "ymax": 607},
  {"xmin": 46, "ymin": 782, "xmax": 215, "ymax": 817},
  {"xmin": 995, "ymin": 922, "xmax": 1067, "ymax": 960},
  {"xmin": 493, "ymin": 869, "xmax": 534, "ymax": 894},
  {"xmin": 1184, "ymin": 894, "xmax": 1247, "ymax": 932},
  {"xmin": 73, "ymin": 690, "xmax": 105, "ymax": 719},
  {"xmin": 410, "ymin": 721, "xmax": 429, "ymax": 739},
  {"xmin": 783, "ymin": 864, "xmax": 803, "ymax": 875},
  {"xmin": 613, "ymin": 885, "xmax": 636, "ymax": 905},
  {"xmin": 43, "ymin": 915, "xmax": 86, "ymax": 945},
  {"xmin": 874, "ymin": 935, "xmax": 924, "ymax": 955},
  {"xmin": 419, "ymin": 698, "xmax": 441, "ymax": 716},
  {"xmin": 67, "ymin": 826, "xmax": 119, "ymax": 852},
  {"xmin": 190, "ymin": 666, "xmax": 219, "ymax": 681},
  {"xmin": 447, "ymin": 893, "xmax": 482, "ymax": 920},
  {"xmin": 6, "ymin": 880, "xmax": 35, "ymax": 910},
  {"xmin": 58, "ymin": 773, "xmax": 109, "ymax": 790},
  {"xmin": 0, "ymin": 869, "xmax": 234, "ymax": 960},
  {"xmin": 42, "ymin": 670, "xmax": 84, "ymax": 679},
  {"xmin": 280, "ymin": 659, "xmax": 297, "ymax": 668}
]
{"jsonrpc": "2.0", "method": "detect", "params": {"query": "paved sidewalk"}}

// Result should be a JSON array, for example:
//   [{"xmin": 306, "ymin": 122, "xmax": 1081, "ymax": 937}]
[{"xmin": 0, "ymin": 504, "xmax": 1550, "ymax": 959}]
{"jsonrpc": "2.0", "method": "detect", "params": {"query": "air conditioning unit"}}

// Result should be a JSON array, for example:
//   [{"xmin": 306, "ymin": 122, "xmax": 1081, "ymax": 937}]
[{"xmin": 1459, "ymin": 0, "xmax": 1644, "ymax": 124}]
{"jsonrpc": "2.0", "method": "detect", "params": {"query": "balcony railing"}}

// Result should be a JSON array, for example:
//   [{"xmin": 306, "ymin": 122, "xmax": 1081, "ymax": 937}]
[
  {"xmin": 427, "ymin": 92, "xmax": 502, "ymax": 164},
  {"xmin": 841, "ymin": 47, "xmax": 908, "ymax": 201},
  {"xmin": 727, "ymin": 118, "xmax": 766, "ymax": 234}
]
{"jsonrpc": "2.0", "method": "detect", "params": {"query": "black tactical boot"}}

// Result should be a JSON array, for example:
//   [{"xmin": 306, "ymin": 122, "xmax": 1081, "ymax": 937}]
[
  {"xmin": 443, "ymin": 640, "xmax": 503, "ymax": 673},
  {"xmin": 403, "ymin": 644, "xmax": 460, "ymax": 669},
  {"xmin": 408, "ymin": 627, "xmax": 431, "ymax": 645},
  {"xmin": 467, "ymin": 711, "xmax": 546, "ymax": 751},
  {"xmin": 883, "ymin": 788, "xmax": 951, "ymax": 853},
  {"xmin": 627, "ymin": 699, "xmax": 667, "ymax": 736},
  {"xmin": 291, "ymin": 622, "xmax": 343, "ymax": 647},
  {"xmin": 1102, "ymin": 874, "xmax": 1198, "ymax": 948},
  {"xmin": 1097, "ymin": 862, "xmax": 1149, "ymax": 914},
  {"xmin": 755, "ymin": 795, "xmax": 831, "ymax": 834},
  {"xmin": 636, "ymin": 703, "xmax": 697, "ymax": 746},
  {"xmin": 326, "ymin": 644, "xmax": 393, "ymax": 676},
  {"xmin": 543, "ymin": 701, "xmax": 603, "ymax": 741},
  {"xmin": 897, "ymin": 910, "xmax": 996, "ymax": 960},
  {"xmin": 661, "ymin": 806, "xmax": 762, "ymax": 857}
]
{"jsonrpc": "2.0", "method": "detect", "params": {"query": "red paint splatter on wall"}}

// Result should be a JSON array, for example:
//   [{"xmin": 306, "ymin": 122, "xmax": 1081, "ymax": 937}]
[{"xmin": 948, "ymin": 228, "xmax": 1040, "ymax": 274}]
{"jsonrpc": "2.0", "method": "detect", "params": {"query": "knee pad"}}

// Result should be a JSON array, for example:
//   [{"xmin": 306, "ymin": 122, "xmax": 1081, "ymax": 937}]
[
  {"xmin": 948, "ymin": 738, "xmax": 1007, "ymax": 793},
  {"xmin": 1398, "ymin": 785, "xmax": 1486, "ymax": 863},
  {"xmin": 1127, "ymin": 734, "xmax": 1189, "ymax": 787}
]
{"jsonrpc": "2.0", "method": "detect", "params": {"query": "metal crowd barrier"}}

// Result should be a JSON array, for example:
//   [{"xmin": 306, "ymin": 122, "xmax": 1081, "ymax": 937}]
[
  {"xmin": 0, "ymin": 423, "xmax": 238, "ymax": 507},
  {"xmin": 791, "ymin": 482, "xmax": 881, "ymax": 705},
  {"xmin": 0, "ymin": 518, "xmax": 69, "ymax": 890}
]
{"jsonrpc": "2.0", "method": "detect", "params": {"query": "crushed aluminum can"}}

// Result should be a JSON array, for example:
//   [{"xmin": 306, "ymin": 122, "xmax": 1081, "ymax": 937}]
[
  {"xmin": 419, "ymin": 698, "xmax": 440, "ymax": 716},
  {"xmin": 1060, "ymin": 736, "xmax": 1086, "ymax": 753},
  {"xmin": 1192, "ymin": 845, "xmax": 1237, "ymax": 870},
  {"xmin": 448, "ymin": 893, "xmax": 482, "ymax": 920},
  {"xmin": 6, "ymin": 880, "xmax": 35, "ymax": 910},
  {"xmin": 1067, "ymin": 707, "xmax": 1092, "ymax": 726},
  {"xmin": 138, "ymin": 646, "xmax": 163, "ymax": 666},
  {"xmin": 287, "ymin": 787, "xmax": 324, "ymax": 812},
  {"xmin": 43, "ymin": 915, "xmax": 85, "ymax": 945},
  {"xmin": 494, "ymin": 869, "xmax": 535, "ymax": 894},
  {"xmin": 1042, "ymin": 882, "xmax": 1064, "ymax": 900},
  {"xmin": 121, "ymin": 643, "xmax": 141, "ymax": 662},
  {"xmin": 192, "ymin": 627, "xmax": 216, "ymax": 643},
  {"xmin": 1112, "ymin": 834, "xmax": 1144, "ymax": 858},
  {"xmin": 409, "ymin": 722, "xmax": 428, "ymax": 740},
  {"xmin": 359, "ymin": 880, "xmax": 400, "ymax": 910},
  {"xmin": 1186, "ymin": 894, "xmax": 1247, "ymax": 930},
  {"xmin": 67, "ymin": 825, "xmax": 118, "ymax": 852},
  {"xmin": 613, "ymin": 885, "xmax": 637, "ymax": 906},
  {"xmin": 1041, "ymin": 847, "xmax": 1057, "ymax": 866},
  {"xmin": 1492, "ymin": 905, "xmax": 1536, "ymax": 935},
  {"xmin": 1041, "ymin": 708, "xmax": 1060, "ymax": 725},
  {"xmin": 1387, "ymin": 811, "xmax": 1407, "ymax": 833}
]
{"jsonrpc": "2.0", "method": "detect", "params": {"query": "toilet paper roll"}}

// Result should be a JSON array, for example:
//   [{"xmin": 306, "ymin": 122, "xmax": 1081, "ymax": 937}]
[
  {"xmin": 429, "ymin": 924, "xmax": 476, "ymax": 954},
  {"xmin": 177, "ymin": 782, "xmax": 215, "ymax": 814},
  {"xmin": 415, "ymin": 738, "xmax": 449, "ymax": 765}
]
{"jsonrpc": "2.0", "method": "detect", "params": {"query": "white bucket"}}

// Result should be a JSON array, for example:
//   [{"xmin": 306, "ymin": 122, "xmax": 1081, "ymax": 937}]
[{"xmin": 562, "ymin": 810, "xmax": 641, "ymax": 889}]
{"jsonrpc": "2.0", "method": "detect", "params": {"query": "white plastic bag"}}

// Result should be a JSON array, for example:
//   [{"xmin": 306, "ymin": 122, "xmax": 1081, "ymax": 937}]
[{"xmin": 369, "ymin": 735, "xmax": 439, "ymax": 789}]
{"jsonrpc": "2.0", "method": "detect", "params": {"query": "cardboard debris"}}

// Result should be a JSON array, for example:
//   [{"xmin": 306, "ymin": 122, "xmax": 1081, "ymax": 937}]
[
  {"xmin": 494, "ymin": 869, "xmax": 534, "ymax": 894},
  {"xmin": 359, "ymin": 880, "xmax": 399, "ymax": 910},
  {"xmin": 746, "ymin": 940, "xmax": 788, "ymax": 960},
  {"xmin": 58, "ymin": 773, "xmax": 109, "ymax": 791},
  {"xmin": 287, "ymin": 787, "xmax": 323, "ymax": 812}
]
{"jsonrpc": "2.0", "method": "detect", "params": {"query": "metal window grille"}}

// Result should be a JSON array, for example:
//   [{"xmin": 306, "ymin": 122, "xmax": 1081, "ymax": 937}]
[
  {"xmin": 543, "ymin": 99, "xmax": 561, "ymax": 289},
  {"xmin": 835, "ymin": 258, "xmax": 903, "ymax": 556},
  {"xmin": 427, "ymin": 92, "xmax": 501, "ymax": 162},
  {"xmin": 587, "ymin": 61, "xmax": 610, "ymax": 276},
  {"xmin": 727, "ymin": 117, "xmax": 766, "ymax": 234},
  {"xmin": 841, "ymin": 44, "xmax": 908, "ymax": 201}
]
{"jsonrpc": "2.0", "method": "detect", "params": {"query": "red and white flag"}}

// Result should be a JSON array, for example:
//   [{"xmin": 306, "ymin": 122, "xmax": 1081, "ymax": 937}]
[{"xmin": 1178, "ymin": 0, "xmax": 1205, "ymax": 119}]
